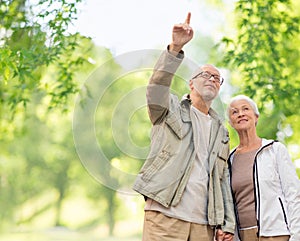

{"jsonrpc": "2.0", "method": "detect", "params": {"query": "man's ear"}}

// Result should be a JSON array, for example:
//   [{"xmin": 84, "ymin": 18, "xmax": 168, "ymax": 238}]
[{"xmin": 189, "ymin": 79, "xmax": 194, "ymax": 90}]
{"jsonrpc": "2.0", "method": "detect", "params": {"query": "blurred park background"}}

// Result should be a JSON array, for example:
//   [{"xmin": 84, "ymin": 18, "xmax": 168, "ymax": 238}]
[{"xmin": 1, "ymin": 0, "xmax": 300, "ymax": 240}]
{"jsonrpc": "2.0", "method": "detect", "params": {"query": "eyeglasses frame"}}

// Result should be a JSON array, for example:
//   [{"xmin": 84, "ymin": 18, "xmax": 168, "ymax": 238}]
[{"xmin": 192, "ymin": 71, "xmax": 224, "ymax": 85}]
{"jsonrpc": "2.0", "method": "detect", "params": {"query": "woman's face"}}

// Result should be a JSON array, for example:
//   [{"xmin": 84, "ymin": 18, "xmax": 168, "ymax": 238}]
[{"xmin": 228, "ymin": 99, "xmax": 258, "ymax": 132}]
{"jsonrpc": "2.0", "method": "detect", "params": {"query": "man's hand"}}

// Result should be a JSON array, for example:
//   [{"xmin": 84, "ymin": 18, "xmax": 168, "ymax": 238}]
[
  {"xmin": 216, "ymin": 229, "xmax": 234, "ymax": 241},
  {"xmin": 169, "ymin": 12, "xmax": 194, "ymax": 53}
]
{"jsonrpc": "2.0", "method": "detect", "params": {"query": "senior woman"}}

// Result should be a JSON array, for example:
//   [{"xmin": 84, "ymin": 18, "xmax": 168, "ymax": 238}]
[{"xmin": 227, "ymin": 95, "xmax": 300, "ymax": 241}]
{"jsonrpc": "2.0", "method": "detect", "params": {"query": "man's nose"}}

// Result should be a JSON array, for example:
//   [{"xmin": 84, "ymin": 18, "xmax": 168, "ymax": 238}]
[{"xmin": 208, "ymin": 75, "xmax": 216, "ymax": 82}]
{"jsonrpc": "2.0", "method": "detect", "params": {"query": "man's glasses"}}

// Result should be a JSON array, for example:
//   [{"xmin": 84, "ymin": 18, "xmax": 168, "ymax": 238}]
[{"xmin": 192, "ymin": 71, "xmax": 224, "ymax": 85}]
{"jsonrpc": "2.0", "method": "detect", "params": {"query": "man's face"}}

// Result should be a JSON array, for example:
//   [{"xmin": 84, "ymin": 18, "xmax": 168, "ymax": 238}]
[{"xmin": 190, "ymin": 65, "xmax": 221, "ymax": 102}]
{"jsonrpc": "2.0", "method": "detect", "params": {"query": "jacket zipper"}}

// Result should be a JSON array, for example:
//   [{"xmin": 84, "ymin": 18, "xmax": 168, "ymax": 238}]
[
  {"xmin": 252, "ymin": 141, "xmax": 276, "ymax": 237},
  {"xmin": 228, "ymin": 140, "xmax": 277, "ymax": 238}
]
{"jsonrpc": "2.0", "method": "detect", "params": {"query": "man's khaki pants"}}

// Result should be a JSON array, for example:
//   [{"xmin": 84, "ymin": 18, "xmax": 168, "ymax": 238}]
[{"xmin": 142, "ymin": 210, "xmax": 214, "ymax": 241}]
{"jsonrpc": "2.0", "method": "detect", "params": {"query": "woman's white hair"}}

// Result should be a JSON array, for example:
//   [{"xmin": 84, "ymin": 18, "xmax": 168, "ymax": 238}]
[{"xmin": 227, "ymin": 94, "xmax": 260, "ymax": 117}]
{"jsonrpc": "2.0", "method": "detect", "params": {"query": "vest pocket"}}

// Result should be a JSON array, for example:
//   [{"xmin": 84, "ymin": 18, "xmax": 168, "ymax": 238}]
[
  {"xmin": 142, "ymin": 150, "xmax": 171, "ymax": 182},
  {"xmin": 217, "ymin": 142, "xmax": 229, "ymax": 162},
  {"xmin": 216, "ymin": 143, "xmax": 229, "ymax": 179}
]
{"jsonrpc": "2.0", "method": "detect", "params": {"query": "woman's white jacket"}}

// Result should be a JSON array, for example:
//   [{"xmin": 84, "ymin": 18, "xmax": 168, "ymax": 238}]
[{"xmin": 228, "ymin": 139, "xmax": 300, "ymax": 241}]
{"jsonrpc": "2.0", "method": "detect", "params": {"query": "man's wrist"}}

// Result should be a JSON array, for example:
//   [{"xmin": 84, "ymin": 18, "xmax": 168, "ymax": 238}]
[
  {"xmin": 169, "ymin": 43, "xmax": 184, "ymax": 53},
  {"xmin": 167, "ymin": 44, "xmax": 184, "ymax": 57}
]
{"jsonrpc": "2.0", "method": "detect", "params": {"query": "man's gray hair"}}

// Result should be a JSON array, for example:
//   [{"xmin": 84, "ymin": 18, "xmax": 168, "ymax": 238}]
[{"xmin": 190, "ymin": 64, "xmax": 221, "ymax": 80}]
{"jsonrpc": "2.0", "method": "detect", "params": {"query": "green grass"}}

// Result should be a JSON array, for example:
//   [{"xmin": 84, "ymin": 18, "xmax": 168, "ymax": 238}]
[
  {"xmin": 0, "ymin": 227, "xmax": 142, "ymax": 241},
  {"xmin": 0, "ymin": 220, "xmax": 143, "ymax": 241},
  {"xmin": 0, "ymin": 191, "xmax": 144, "ymax": 240}
]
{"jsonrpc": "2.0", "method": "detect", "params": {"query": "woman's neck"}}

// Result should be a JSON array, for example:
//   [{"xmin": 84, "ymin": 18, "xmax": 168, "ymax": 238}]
[{"xmin": 236, "ymin": 131, "xmax": 261, "ymax": 153}]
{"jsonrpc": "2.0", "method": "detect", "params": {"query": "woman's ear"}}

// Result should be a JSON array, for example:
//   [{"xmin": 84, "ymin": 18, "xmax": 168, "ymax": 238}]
[{"xmin": 255, "ymin": 115, "xmax": 259, "ymax": 126}]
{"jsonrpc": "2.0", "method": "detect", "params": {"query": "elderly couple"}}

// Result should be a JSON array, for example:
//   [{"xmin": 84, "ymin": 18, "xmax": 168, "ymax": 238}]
[{"xmin": 133, "ymin": 12, "xmax": 300, "ymax": 241}]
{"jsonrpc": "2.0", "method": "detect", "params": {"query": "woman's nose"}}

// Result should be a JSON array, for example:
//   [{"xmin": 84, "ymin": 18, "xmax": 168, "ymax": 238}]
[{"xmin": 237, "ymin": 110, "xmax": 245, "ymax": 116}]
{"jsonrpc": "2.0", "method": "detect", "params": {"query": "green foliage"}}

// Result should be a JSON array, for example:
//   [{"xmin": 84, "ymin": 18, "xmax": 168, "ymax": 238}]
[
  {"xmin": 0, "ymin": 0, "xmax": 88, "ymax": 118},
  {"xmin": 2, "ymin": 0, "xmax": 299, "ymax": 236},
  {"xmin": 219, "ymin": 0, "xmax": 300, "ymax": 143},
  {"xmin": 0, "ymin": 0, "xmax": 129, "ymax": 233},
  {"xmin": 221, "ymin": 0, "xmax": 299, "ymax": 105}
]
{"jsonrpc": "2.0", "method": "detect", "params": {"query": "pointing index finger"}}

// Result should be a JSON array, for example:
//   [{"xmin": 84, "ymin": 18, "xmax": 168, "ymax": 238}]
[{"xmin": 185, "ymin": 12, "xmax": 191, "ymax": 25}]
